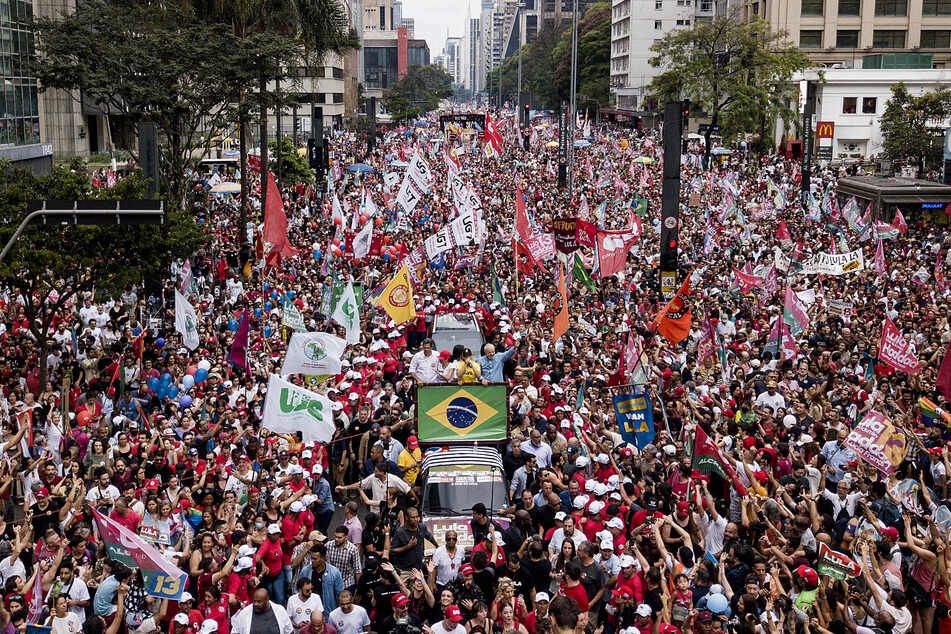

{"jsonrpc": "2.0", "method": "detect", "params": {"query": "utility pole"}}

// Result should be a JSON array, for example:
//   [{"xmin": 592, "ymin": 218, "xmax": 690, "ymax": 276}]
[
  {"xmin": 517, "ymin": 2, "xmax": 524, "ymax": 122},
  {"xmin": 568, "ymin": 0, "xmax": 578, "ymax": 195}
]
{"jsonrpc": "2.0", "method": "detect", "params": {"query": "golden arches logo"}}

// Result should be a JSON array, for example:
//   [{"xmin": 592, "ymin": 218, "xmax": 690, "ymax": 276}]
[{"xmin": 816, "ymin": 122, "xmax": 834, "ymax": 138}]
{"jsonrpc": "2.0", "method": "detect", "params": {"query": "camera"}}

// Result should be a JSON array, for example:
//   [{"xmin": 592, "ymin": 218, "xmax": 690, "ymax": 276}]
[{"xmin": 392, "ymin": 620, "xmax": 421, "ymax": 634}]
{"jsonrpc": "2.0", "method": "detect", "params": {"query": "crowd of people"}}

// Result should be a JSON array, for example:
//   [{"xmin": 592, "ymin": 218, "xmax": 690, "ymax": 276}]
[{"xmin": 0, "ymin": 103, "xmax": 949, "ymax": 634}]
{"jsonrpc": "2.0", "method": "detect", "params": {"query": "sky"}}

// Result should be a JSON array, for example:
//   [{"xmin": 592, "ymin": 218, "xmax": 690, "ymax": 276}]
[{"xmin": 404, "ymin": 0, "xmax": 483, "ymax": 56}]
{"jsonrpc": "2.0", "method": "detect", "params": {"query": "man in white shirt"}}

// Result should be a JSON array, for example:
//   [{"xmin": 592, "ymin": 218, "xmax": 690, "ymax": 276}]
[
  {"xmin": 409, "ymin": 339, "xmax": 440, "ymax": 384},
  {"xmin": 285, "ymin": 578, "xmax": 323, "ymax": 630},
  {"xmin": 430, "ymin": 605, "xmax": 466, "ymax": 634},
  {"xmin": 46, "ymin": 563, "xmax": 90, "ymax": 624},
  {"xmin": 754, "ymin": 380, "xmax": 785, "ymax": 415},
  {"xmin": 430, "ymin": 531, "xmax": 464, "ymax": 587},
  {"xmin": 336, "ymin": 463, "xmax": 409, "ymax": 502},
  {"xmin": 327, "ymin": 590, "xmax": 370, "ymax": 634}
]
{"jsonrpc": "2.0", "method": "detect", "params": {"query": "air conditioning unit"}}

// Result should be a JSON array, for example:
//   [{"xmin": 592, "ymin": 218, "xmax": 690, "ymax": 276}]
[{"xmin": 840, "ymin": 59, "xmax": 854, "ymax": 68}]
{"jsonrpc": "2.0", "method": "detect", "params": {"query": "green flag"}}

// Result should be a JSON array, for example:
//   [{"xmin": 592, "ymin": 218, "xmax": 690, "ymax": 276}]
[
  {"xmin": 417, "ymin": 385, "xmax": 508, "ymax": 442},
  {"xmin": 572, "ymin": 253, "xmax": 597, "ymax": 292},
  {"xmin": 632, "ymin": 198, "xmax": 648, "ymax": 218},
  {"xmin": 491, "ymin": 263, "xmax": 506, "ymax": 308}
]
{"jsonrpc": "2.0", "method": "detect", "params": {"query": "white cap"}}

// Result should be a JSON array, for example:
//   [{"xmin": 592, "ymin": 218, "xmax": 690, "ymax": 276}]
[
  {"xmin": 238, "ymin": 545, "xmax": 257, "ymax": 558},
  {"xmin": 200, "ymin": 619, "xmax": 219, "ymax": 634},
  {"xmin": 491, "ymin": 531, "xmax": 505, "ymax": 546},
  {"xmin": 173, "ymin": 614, "xmax": 189, "ymax": 625},
  {"xmin": 783, "ymin": 414, "xmax": 797, "ymax": 428},
  {"xmin": 600, "ymin": 539, "xmax": 614, "ymax": 550},
  {"xmin": 575, "ymin": 456, "xmax": 589, "ymax": 468},
  {"xmin": 588, "ymin": 500, "xmax": 604, "ymax": 515},
  {"xmin": 267, "ymin": 523, "xmax": 282, "ymax": 534},
  {"xmin": 621, "ymin": 628, "xmax": 641, "ymax": 634},
  {"xmin": 663, "ymin": 444, "xmax": 676, "ymax": 456},
  {"xmin": 619, "ymin": 554, "xmax": 636, "ymax": 568},
  {"xmin": 636, "ymin": 604, "xmax": 653, "ymax": 617},
  {"xmin": 301, "ymin": 449, "xmax": 313, "ymax": 458},
  {"xmin": 289, "ymin": 501, "xmax": 305, "ymax": 513},
  {"xmin": 608, "ymin": 517, "xmax": 625, "ymax": 529},
  {"xmin": 554, "ymin": 511, "xmax": 567, "ymax": 521},
  {"xmin": 596, "ymin": 453, "xmax": 610, "ymax": 464},
  {"xmin": 179, "ymin": 592, "xmax": 194, "ymax": 603},
  {"xmin": 585, "ymin": 480, "xmax": 597, "ymax": 492},
  {"xmin": 288, "ymin": 465, "xmax": 304, "ymax": 475},
  {"xmin": 610, "ymin": 491, "xmax": 623, "ymax": 501},
  {"xmin": 234, "ymin": 556, "xmax": 254, "ymax": 572},
  {"xmin": 796, "ymin": 433, "xmax": 814, "ymax": 446},
  {"xmin": 573, "ymin": 495, "xmax": 589, "ymax": 510},
  {"xmin": 535, "ymin": 592, "xmax": 551, "ymax": 603}
]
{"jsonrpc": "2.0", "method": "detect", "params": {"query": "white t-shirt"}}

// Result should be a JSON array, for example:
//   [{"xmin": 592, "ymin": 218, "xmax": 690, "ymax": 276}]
[
  {"xmin": 0, "ymin": 554, "xmax": 25, "ymax": 586},
  {"xmin": 430, "ymin": 623, "xmax": 467, "ymax": 634},
  {"xmin": 49, "ymin": 612, "xmax": 83, "ymax": 634},
  {"xmin": 47, "ymin": 577, "xmax": 91, "ymax": 624},
  {"xmin": 285, "ymin": 592, "xmax": 324, "ymax": 626},
  {"xmin": 431, "ymin": 545, "xmax": 465, "ymax": 586},
  {"xmin": 328, "ymin": 605, "xmax": 370, "ymax": 634},
  {"xmin": 409, "ymin": 351, "xmax": 440, "ymax": 384},
  {"xmin": 699, "ymin": 512, "xmax": 727, "ymax": 555},
  {"xmin": 85, "ymin": 484, "xmax": 120, "ymax": 506}
]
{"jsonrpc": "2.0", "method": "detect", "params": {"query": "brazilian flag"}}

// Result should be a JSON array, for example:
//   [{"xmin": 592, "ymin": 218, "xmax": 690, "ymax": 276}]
[
  {"xmin": 572, "ymin": 253, "xmax": 597, "ymax": 292},
  {"xmin": 417, "ymin": 385, "xmax": 508, "ymax": 442}
]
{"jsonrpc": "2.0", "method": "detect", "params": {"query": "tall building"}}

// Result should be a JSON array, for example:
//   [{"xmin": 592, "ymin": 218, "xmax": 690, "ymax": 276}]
[
  {"xmin": 723, "ymin": 0, "xmax": 950, "ymax": 68},
  {"xmin": 463, "ymin": 16, "xmax": 484, "ymax": 92},
  {"xmin": 610, "ymin": 0, "xmax": 715, "ymax": 110},
  {"xmin": 401, "ymin": 17, "xmax": 415, "ymax": 37},
  {"xmin": 364, "ymin": 27, "xmax": 431, "ymax": 115},
  {"xmin": 509, "ymin": 0, "xmax": 597, "ymax": 50},
  {"xmin": 445, "ymin": 36, "xmax": 464, "ymax": 85}
]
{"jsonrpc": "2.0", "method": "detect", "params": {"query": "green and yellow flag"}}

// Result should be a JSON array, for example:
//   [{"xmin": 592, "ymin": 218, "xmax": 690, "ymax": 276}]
[
  {"xmin": 572, "ymin": 253, "xmax": 597, "ymax": 293},
  {"xmin": 417, "ymin": 385, "xmax": 508, "ymax": 442}
]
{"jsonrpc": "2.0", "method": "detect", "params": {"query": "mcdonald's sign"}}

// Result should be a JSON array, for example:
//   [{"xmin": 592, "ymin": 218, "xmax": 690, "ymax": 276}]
[{"xmin": 816, "ymin": 121, "xmax": 835, "ymax": 139}]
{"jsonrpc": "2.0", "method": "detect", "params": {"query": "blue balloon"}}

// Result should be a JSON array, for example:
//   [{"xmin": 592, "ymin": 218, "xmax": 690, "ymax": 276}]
[
  {"xmin": 157, "ymin": 386, "xmax": 167, "ymax": 399},
  {"xmin": 254, "ymin": 308, "xmax": 263, "ymax": 318},
  {"xmin": 160, "ymin": 372, "xmax": 172, "ymax": 385},
  {"xmin": 270, "ymin": 290, "xmax": 278, "ymax": 299},
  {"xmin": 264, "ymin": 301, "xmax": 272, "ymax": 311},
  {"xmin": 262, "ymin": 282, "xmax": 270, "ymax": 292},
  {"xmin": 155, "ymin": 338, "xmax": 165, "ymax": 348},
  {"xmin": 264, "ymin": 325, "xmax": 272, "ymax": 338},
  {"xmin": 228, "ymin": 319, "xmax": 239, "ymax": 331},
  {"xmin": 147, "ymin": 377, "xmax": 160, "ymax": 392},
  {"xmin": 167, "ymin": 386, "xmax": 179, "ymax": 399},
  {"xmin": 194, "ymin": 368, "xmax": 209, "ymax": 383},
  {"xmin": 314, "ymin": 250, "xmax": 322, "ymax": 260},
  {"xmin": 287, "ymin": 290, "xmax": 296, "ymax": 300},
  {"xmin": 182, "ymin": 375, "xmax": 195, "ymax": 390},
  {"xmin": 179, "ymin": 395, "xmax": 193, "ymax": 408},
  {"xmin": 707, "ymin": 594, "xmax": 729, "ymax": 615},
  {"xmin": 383, "ymin": 252, "xmax": 391, "ymax": 261}
]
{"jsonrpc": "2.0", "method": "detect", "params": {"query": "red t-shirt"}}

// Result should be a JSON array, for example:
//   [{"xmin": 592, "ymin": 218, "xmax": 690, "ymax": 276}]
[
  {"xmin": 256, "ymin": 538, "xmax": 283, "ymax": 576},
  {"xmin": 226, "ymin": 571, "xmax": 252, "ymax": 607},
  {"xmin": 110, "ymin": 509, "xmax": 141, "ymax": 532},
  {"xmin": 201, "ymin": 597, "xmax": 230, "ymax": 634},
  {"xmin": 560, "ymin": 582, "xmax": 589, "ymax": 612}
]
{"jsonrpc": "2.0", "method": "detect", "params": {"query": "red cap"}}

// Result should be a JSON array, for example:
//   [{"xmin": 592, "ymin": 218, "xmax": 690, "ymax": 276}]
[
  {"xmin": 742, "ymin": 437, "xmax": 758, "ymax": 449},
  {"xmin": 929, "ymin": 447, "xmax": 943, "ymax": 456},
  {"xmin": 438, "ymin": 350, "xmax": 451, "ymax": 360},
  {"xmin": 35, "ymin": 488, "xmax": 49, "ymax": 499},
  {"xmin": 660, "ymin": 625, "xmax": 682, "ymax": 634},
  {"xmin": 723, "ymin": 409, "xmax": 735, "ymax": 418},
  {"xmin": 882, "ymin": 526, "xmax": 899, "ymax": 540},
  {"xmin": 613, "ymin": 587, "xmax": 633, "ymax": 600},
  {"xmin": 460, "ymin": 564, "xmax": 474, "ymax": 575},
  {"xmin": 407, "ymin": 435, "xmax": 419, "ymax": 449},
  {"xmin": 391, "ymin": 593, "xmax": 410, "ymax": 607},
  {"xmin": 445, "ymin": 605, "xmax": 463, "ymax": 622},
  {"xmin": 145, "ymin": 478, "xmax": 159, "ymax": 490},
  {"xmin": 752, "ymin": 471, "xmax": 768, "ymax": 484},
  {"xmin": 620, "ymin": 447, "xmax": 634, "ymax": 458},
  {"xmin": 676, "ymin": 500, "xmax": 689, "ymax": 516},
  {"xmin": 797, "ymin": 565, "xmax": 819, "ymax": 587},
  {"xmin": 179, "ymin": 499, "xmax": 191, "ymax": 510}
]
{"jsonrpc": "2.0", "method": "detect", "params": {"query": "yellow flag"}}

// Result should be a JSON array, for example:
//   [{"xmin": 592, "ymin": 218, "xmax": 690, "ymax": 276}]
[{"xmin": 377, "ymin": 265, "xmax": 417, "ymax": 325}]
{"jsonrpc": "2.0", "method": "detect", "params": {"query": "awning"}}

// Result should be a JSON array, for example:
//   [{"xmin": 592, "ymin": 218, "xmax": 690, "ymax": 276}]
[{"xmin": 881, "ymin": 194, "xmax": 951, "ymax": 205}]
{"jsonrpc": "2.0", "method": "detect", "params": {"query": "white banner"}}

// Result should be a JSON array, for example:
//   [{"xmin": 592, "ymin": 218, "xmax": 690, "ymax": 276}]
[
  {"xmin": 174, "ymin": 290, "xmax": 200, "ymax": 350},
  {"xmin": 353, "ymin": 219, "xmax": 373, "ymax": 259},
  {"xmin": 281, "ymin": 332, "xmax": 347, "ymax": 375},
  {"xmin": 331, "ymin": 281, "xmax": 361, "ymax": 344},
  {"xmin": 424, "ymin": 226, "xmax": 454, "ymax": 259},
  {"xmin": 396, "ymin": 152, "xmax": 434, "ymax": 214},
  {"xmin": 801, "ymin": 249, "xmax": 865, "ymax": 275},
  {"xmin": 262, "ymin": 374, "xmax": 335, "ymax": 443},
  {"xmin": 281, "ymin": 301, "xmax": 306, "ymax": 332}
]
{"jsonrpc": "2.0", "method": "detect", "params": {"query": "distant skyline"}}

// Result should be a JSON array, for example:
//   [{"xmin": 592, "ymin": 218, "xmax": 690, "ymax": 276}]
[{"xmin": 403, "ymin": 0, "xmax": 484, "ymax": 56}]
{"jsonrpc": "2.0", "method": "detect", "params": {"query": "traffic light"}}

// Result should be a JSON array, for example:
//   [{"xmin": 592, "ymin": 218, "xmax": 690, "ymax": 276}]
[{"xmin": 307, "ymin": 138, "xmax": 319, "ymax": 169}]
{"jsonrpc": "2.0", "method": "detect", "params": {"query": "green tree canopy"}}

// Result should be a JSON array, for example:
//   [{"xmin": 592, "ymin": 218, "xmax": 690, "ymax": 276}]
[
  {"xmin": 487, "ymin": 25, "xmax": 567, "ymax": 110},
  {"xmin": 0, "ymin": 162, "xmax": 206, "ymax": 385},
  {"xmin": 384, "ymin": 65, "xmax": 453, "ymax": 122},
  {"xmin": 648, "ymin": 16, "xmax": 810, "ymax": 158},
  {"xmin": 553, "ymin": 2, "xmax": 611, "ymax": 111},
  {"xmin": 880, "ymin": 81, "xmax": 951, "ymax": 173}
]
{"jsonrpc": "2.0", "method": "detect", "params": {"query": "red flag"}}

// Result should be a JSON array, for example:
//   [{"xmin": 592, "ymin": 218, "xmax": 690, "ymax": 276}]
[
  {"xmin": 893, "ymin": 208, "xmax": 908, "ymax": 234},
  {"xmin": 651, "ymin": 277, "xmax": 692, "ymax": 345},
  {"xmin": 229, "ymin": 308, "xmax": 251, "ymax": 373},
  {"xmin": 937, "ymin": 340, "xmax": 951, "ymax": 403},
  {"xmin": 596, "ymin": 227, "xmax": 640, "ymax": 278},
  {"xmin": 878, "ymin": 317, "xmax": 920, "ymax": 375},
  {"xmin": 515, "ymin": 188, "xmax": 531, "ymax": 241},
  {"xmin": 776, "ymin": 219, "xmax": 792, "ymax": 244},
  {"xmin": 690, "ymin": 425, "xmax": 748, "ymax": 496},
  {"xmin": 513, "ymin": 238, "xmax": 538, "ymax": 275},
  {"xmin": 263, "ymin": 171, "xmax": 298, "ymax": 263},
  {"xmin": 574, "ymin": 219, "xmax": 597, "ymax": 248}
]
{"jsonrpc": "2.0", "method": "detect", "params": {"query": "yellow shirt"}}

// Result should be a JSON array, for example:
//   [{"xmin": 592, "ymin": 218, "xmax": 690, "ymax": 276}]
[
  {"xmin": 398, "ymin": 447, "xmax": 423, "ymax": 484},
  {"xmin": 456, "ymin": 359, "xmax": 481, "ymax": 384}
]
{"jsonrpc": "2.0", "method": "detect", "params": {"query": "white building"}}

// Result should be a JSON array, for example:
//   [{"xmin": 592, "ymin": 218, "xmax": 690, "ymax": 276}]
[
  {"xmin": 463, "ymin": 16, "xmax": 484, "ymax": 92},
  {"xmin": 445, "ymin": 36, "xmax": 464, "ymax": 85},
  {"xmin": 780, "ymin": 68, "xmax": 951, "ymax": 162},
  {"xmin": 610, "ymin": 0, "xmax": 714, "ymax": 110}
]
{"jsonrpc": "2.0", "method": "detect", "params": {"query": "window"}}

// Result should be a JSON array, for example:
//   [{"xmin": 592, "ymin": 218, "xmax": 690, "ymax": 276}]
[
  {"xmin": 862, "ymin": 97, "xmax": 877, "ymax": 113},
  {"xmin": 655, "ymin": 0, "xmax": 662, "ymax": 7},
  {"xmin": 842, "ymin": 97, "xmax": 857, "ymax": 114},
  {"xmin": 752, "ymin": 2, "xmax": 759, "ymax": 14},
  {"xmin": 836, "ymin": 29, "xmax": 859, "ymax": 47},
  {"xmin": 838, "ymin": 0, "xmax": 860, "ymax": 14},
  {"xmin": 920, "ymin": 30, "xmax": 951, "ymax": 48},
  {"xmin": 874, "ymin": 0, "xmax": 906, "ymax": 15},
  {"xmin": 801, "ymin": 0, "xmax": 823, "ymax": 15},
  {"xmin": 676, "ymin": 19, "xmax": 690, "ymax": 25},
  {"xmin": 799, "ymin": 30, "xmax": 823, "ymax": 48},
  {"xmin": 873, "ymin": 29, "xmax": 906, "ymax": 47},
  {"xmin": 655, "ymin": 19, "xmax": 662, "ymax": 28},
  {"xmin": 922, "ymin": 0, "xmax": 951, "ymax": 14}
]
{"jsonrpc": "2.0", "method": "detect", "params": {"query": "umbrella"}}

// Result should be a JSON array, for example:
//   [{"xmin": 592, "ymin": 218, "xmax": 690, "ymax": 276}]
[
  {"xmin": 389, "ymin": 160, "xmax": 409, "ymax": 168},
  {"xmin": 712, "ymin": 147, "xmax": 733, "ymax": 155},
  {"xmin": 633, "ymin": 156, "xmax": 653, "ymax": 164},
  {"xmin": 346, "ymin": 163, "xmax": 377, "ymax": 174},
  {"xmin": 545, "ymin": 141, "xmax": 558, "ymax": 148},
  {"xmin": 210, "ymin": 182, "xmax": 241, "ymax": 194},
  {"xmin": 573, "ymin": 140, "xmax": 591, "ymax": 148}
]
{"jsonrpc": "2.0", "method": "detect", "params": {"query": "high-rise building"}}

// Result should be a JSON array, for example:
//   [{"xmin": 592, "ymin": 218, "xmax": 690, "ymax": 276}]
[
  {"xmin": 610, "ymin": 0, "xmax": 715, "ymax": 110},
  {"xmin": 462, "ymin": 16, "xmax": 484, "ymax": 92},
  {"xmin": 508, "ymin": 0, "xmax": 597, "ymax": 51},
  {"xmin": 445, "ymin": 36, "xmax": 464, "ymax": 85},
  {"xmin": 723, "ymin": 0, "xmax": 950, "ymax": 68},
  {"xmin": 401, "ymin": 17, "xmax": 415, "ymax": 37}
]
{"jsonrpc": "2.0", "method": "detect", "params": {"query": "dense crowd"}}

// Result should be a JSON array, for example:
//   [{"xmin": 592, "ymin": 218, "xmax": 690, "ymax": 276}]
[{"xmin": 0, "ymin": 104, "xmax": 949, "ymax": 634}]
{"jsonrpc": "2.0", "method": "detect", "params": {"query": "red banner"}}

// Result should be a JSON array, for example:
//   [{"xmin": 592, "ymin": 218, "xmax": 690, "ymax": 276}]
[
  {"xmin": 575, "ymin": 219, "xmax": 597, "ymax": 248},
  {"xmin": 553, "ymin": 217, "xmax": 578, "ymax": 254},
  {"xmin": 878, "ymin": 317, "xmax": 921, "ymax": 374}
]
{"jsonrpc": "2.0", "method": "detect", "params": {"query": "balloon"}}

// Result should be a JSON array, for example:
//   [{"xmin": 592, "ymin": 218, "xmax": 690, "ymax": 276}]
[
  {"xmin": 333, "ymin": 216, "xmax": 342, "ymax": 225},
  {"xmin": 264, "ymin": 325, "xmax": 272, "ymax": 338},
  {"xmin": 360, "ymin": 213, "xmax": 368, "ymax": 223},
  {"xmin": 197, "ymin": 359, "xmax": 211, "ymax": 371},
  {"xmin": 382, "ymin": 235, "xmax": 391, "ymax": 244},
  {"xmin": 194, "ymin": 368, "xmax": 209, "ymax": 383},
  {"xmin": 288, "ymin": 290, "xmax": 296, "ymax": 300},
  {"xmin": 707, "ymin": 594, "xmax": 729, "ymax": 615},
  {"xmin": 147, "ymin": 377, "xmax": 160, "ymax": 392},
  {"xmin": 333, "ymin": 238, "xmax": 341, "ymax": 247},
  {"xmin": 353, "ymin": 258, "xmax": 361, "ymax": 266},
  {"xmin": 157, "ymin": 386, "xmax": 167, "ymax": 399},
  {"xmin": 167, "ymin": 386, "xmax": 179, "ymax": 399},
  {"xmin": 183, "ymin": 375, "xmax": 195, "ymax": 390},
  {"xmin": 314, "ymin": 250, "xmax": 323, "ymax": 260},
  {"xmin": 228, "ymin": 319, "xmax": 239, "ymax": 331},
  {"xmin": 375, "ymin": 217, "xmax": 383, "ymax": 227},
  {"xmin": 264, "ymin": 301, "xmax": 273, "ymax": 311},
  {"xmin": 179, "ymin": 395, "xmax": 193, "ymax": 408},
  {"xmin": 262, "ymin": 282, "xmax": 270, "ymax": 292},
  {"xmin": 270, "ymin": 290, "xmax": 278, "ymax": 299},
  {"xmin": 332, "ymin": 247, "xmax": 342, "ymax": 257},
  {"xmin": 161, "ymin": 372, "xmax": 172, "ymax": 385},
  {"xmin": 383, "ymin": 252, "xmax": 391, "ymax": 262},
  {"xmin": 155, "ymin": 338, "xmax": 165, "ymax": 348},
  {"xmin": 253, "ymin": 308, "xmax": 263, "ymax": 318},
  {"xmin": 186, "ymin": 365, "xmax": 197, "ymax": 376}
]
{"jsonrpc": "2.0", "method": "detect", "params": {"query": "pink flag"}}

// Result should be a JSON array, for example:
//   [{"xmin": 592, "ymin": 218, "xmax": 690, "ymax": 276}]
[
  {"xmin": 776, "ymin": 219, "xmax": 792, "ymax": 244},
  {"xmin": 733, "ymin": 266, "xmax": 764, "ymax": 294},
  {"xmin": 893, "ymin": 208, "xmax": 908, "ymax": 234},
  {"xmin": 229, "ymin": 308, "xmax": 251, "ymax": 373},
  {"xmin": 596, "ymin": 228, "xmax": 640, "ymax": 278},
  {"xmin": 937, "ymin": 248, "xmax": 947, "ymax": 293},
  {"xmin": 937, "ymin": 340, "xmax": 951, "ymax": 402},
  {"xmin": 874, "ymin": 240, "xmax": 887, "ymax": 277},
  {"xmin": 878, "ymin": 317, "xmax": 920, "ymax": 374},
  {"xmin": 696, "ymin": 316, "xmax": 719, "ymax": 364},
  {"xmin": 27, "ymin": 553, "xmax": 44, "ymax": 623}
]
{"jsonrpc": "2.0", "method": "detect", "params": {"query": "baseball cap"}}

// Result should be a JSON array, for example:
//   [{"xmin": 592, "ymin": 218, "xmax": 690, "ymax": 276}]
[
  {"xmin": 600, "ymin": 540, "xmax": 614, "ymax": 551},
  {"xmin": 173, "ymin": 614, "xmax": 189, "ymax": 626},
  {"xmin": 636, "ymin": 604, "xmax": 653, "ymax": 617},
  {"xmin": 619, "ymin": 555, "xmax": 636, "ymax": 568},
  {"xmin": 234, "ymin": 557, "xmax": 254, "ymax": 572},
  {"xmin": 882, "ymin": 526, "xmax": 899, "ymax": 540},
  {"xmin": 697, "ymin": 611, "xmax": 714, "ymax": 623},
  {"xmin": 200, "ymin": 619, "xmax": 219, "ymax": 634},
  {"xmin": 460, "ymin": 564, "xmax": 474, "ymax": 576},
  {"xmin": 35, "ymin": 488, "xmax": 49, "ymax": 499},
  {"xmin": 267, "ymin": 523, "xmax": 282, "ymax": 534},
  {"xmin": 554, "ymin": 511, "xmax": 567, "ymax": 521},
  {"xmin": 797, "ymin": 565, "xmax": 819, "ymax": 587},
  {"xmin": 535, "ymin": 592, "xmax": 550, "ymax": 603},
  {"xmin": 446, "ymin": 605, "xmax": 463, "ymax": 622},
  {"xmin": 391, "ymin": 593, "xmax": 410, "ymax": 607},
  {"xmin": 289, "ymin": 501, "xmax": 305, "ymax": 513},
  {"xmin": 179, "ymin": 592, "xmax": 194, "ymax": 603},
  {"xmin": 407, "ymin": 435, "xmax": 419, "ymax": 449}
]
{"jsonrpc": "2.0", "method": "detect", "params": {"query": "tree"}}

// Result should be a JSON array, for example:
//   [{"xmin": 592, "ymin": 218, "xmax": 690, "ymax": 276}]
[
  {"xmin": 553, "ymin": 2, "xmax": 612, "ymax": 111},
  {"xmin": 488, "ymin": 25, "xmax": 567, "ymax": 110},
  {"xmin": 383, "ymin": 65, "xmax": 453, "ymax": 122},
  {"xmin": 648, "ymin": 16, "xmax": 810, "ymax": 165},
  {"xmin": 0, "ymin": 162, "xmax": 206, "ymax": 388},
  {"xmin": 33, "ymin": 0, "xmax": 251, "ymax": 212},
  {"xmin": 269, "ymin": 136, "xmax": 314, "ymax": 186},
  {"xmin": 880, "ymin": 82, "xmax": 951, "ymax": 174}
]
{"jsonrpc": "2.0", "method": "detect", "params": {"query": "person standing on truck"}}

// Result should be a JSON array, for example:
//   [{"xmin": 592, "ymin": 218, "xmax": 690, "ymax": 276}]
[
  {"xmin": 478, "ymin": 343, "xmax": 516, "ymax": 384},
  {"xmin": 454, "ymin": 348, "xmax": 481, "ymax": 385}
]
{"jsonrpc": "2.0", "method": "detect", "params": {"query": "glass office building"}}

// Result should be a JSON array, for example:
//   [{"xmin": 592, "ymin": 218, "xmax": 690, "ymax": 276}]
[{"xmin": 0, "ymin": 0, "xmax": 40, "ymax": 147}]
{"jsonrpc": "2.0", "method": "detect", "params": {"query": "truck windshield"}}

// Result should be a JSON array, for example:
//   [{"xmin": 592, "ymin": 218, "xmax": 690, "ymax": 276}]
[{"xmin": 423, "ymin": 466, "xmax": 508, "ymax": 515}]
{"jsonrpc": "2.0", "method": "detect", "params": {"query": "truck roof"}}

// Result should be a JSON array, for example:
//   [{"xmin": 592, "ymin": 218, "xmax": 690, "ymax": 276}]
[{"xmin": 421, "ymin": 446, "xmax": 504, "ymax": 472}]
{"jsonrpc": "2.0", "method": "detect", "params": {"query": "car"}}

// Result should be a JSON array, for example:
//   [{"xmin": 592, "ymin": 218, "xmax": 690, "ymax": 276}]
[
  {"xmin": 431, "ymin": 312, "xmax": 484, "ymax": 356},
  {"xmin": 419, "ymin": 446, "xmax": 510, "ymax": 555}
]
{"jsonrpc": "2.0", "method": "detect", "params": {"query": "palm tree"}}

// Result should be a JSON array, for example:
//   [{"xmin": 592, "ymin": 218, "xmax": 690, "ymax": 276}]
[{"xmin": 207, "ymin": 0, "xmax": 356, "ymax": 247}]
